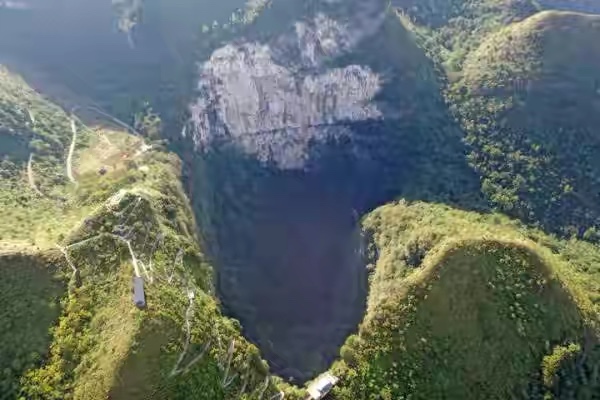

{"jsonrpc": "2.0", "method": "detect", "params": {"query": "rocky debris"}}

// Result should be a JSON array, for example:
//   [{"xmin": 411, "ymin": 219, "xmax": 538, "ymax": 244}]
[{"xmin": 188, "ymin": 0, "xmax": 391, "ymax": 169}]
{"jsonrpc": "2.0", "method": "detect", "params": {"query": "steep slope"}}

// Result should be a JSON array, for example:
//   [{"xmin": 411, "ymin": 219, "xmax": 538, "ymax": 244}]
[
  {"xmin": 0, "ymin": 67, "xmax": 289, "ymax": 400},
  {"xmin": 4, "ymin": 2, "xmax": 600, "ymax": 399},
  {"xmin": 0, "ymin": 0, "xmax": 256, "ymax": 130},
  {"xmin": 452, "ymin": 10, "xmax": 600, "ymax": 238},
  {"xmin": 330, "ymin": 201, "xmax": 600, "ymax": 399}
]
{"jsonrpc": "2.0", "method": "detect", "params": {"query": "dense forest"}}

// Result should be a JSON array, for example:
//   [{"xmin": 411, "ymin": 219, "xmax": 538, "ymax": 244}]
[{"xmin": 1, "ymin": 0, "xmax": 600, "ymax": 399}]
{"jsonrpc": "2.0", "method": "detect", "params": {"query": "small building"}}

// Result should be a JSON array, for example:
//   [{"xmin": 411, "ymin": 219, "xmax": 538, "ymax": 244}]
[
  {"xmin": 306, "ymin": 373, "xmax": 339, "ymax": 400},
  {"xmin": 133, "ymin": 276, "xmax": 146, "ymax": 309}
]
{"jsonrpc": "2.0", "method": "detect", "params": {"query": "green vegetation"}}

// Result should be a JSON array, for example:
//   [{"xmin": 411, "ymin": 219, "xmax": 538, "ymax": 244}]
[
  {"xmin": 451, "ymin": 10, "xmax": 600, "ymax": 238},
  {"xmin": 331, "ymin": 201, "xmax": 600, "ymax": 399},
  {"xmin": 394, "ymin": 0, "xmax": 540, "ymax": 71},
  {"xmin": 0, "ymin": 253, "xmax": 65, "ymax": 398},
  {"xmin": 391, "ymin": 2, "xmax": 600, "ymax": 239},
  {"xmin": 0, "ymin": 66, "xmax": 289, "ymax": 399},
  {"xmin": 4, "ymin": 1, "xmax": 600, "ymax": 399}
]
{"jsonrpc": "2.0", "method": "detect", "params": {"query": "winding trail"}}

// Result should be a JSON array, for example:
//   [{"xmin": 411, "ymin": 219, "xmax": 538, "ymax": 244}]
[
  {"xmin": 168, "ymin": 248, "xmax": 184, "ymax": 284},
  {"xmin": 27, "ymin": 109, "xmax": 36, "ymax": 125},
  {"xmin": 27, "ymin": 153, "xmax": 44, "ymax": 196},
  {"xmin": 221, "ymin": 339, "xmax": 237, "ymax": 388},
  {"xmin": 66, "ymin": 117, "xmax": 77, "ymax": 184}
]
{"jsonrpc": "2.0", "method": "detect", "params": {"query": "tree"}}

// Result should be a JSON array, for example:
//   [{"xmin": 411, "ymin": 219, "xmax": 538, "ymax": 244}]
[{"xmin": 134, "ymin": 102, "xmax": 162, "ymax": 141}]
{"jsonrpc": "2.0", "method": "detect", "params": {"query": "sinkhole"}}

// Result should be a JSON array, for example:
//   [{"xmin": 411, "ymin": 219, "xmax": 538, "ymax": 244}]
[{"xmin": 183, "ymin": 130, "xmax": 409, "ymax": 382}]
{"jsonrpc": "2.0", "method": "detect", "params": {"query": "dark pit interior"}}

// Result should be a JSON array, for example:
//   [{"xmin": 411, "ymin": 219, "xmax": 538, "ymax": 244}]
[
  {"xmin": 221, "ymin": 173, "xmax": 368, "ymax": 381},
  {"xmin": 187, "ymin": 143, "xmax": 389, "ymax": 382}
]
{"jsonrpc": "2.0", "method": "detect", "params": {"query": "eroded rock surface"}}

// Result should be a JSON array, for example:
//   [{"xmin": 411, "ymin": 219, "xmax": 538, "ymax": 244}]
[{"xmin": 188, "ymin": 0, "xmax": 389, "ymax": 169}]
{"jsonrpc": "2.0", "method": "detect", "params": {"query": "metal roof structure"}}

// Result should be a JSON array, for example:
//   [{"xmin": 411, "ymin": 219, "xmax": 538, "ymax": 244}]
[
  {"xmin": 133, "ymin": 276, "xmax": 146, "ymax": 308},
  {"xmin": 306, "ymin": 373, "xmax": 339, "ymax": 400}
]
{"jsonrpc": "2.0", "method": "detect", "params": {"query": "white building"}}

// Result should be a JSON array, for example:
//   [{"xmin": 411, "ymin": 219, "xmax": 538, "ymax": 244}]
[{"xmin": 306, "ymin": 373, "xmax": 339, "ymax": 400}]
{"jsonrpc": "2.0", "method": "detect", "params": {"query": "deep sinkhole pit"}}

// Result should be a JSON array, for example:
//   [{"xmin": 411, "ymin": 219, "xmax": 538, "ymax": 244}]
[
  {"xmin": 185, "ymin": 142, "xmax": 398, "ymax": 383},
  {"xmin": 221, "ymin": 175, "xmax": 368, "ymax": 382}
]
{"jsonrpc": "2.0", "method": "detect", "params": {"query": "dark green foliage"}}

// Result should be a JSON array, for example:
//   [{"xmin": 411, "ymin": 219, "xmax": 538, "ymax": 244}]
[
  {"xmin": 330, "ymin": 201, "xmax": 600, "ymax": 399},
  {"xmin": 394, "ymin": 0, "xmax": 540, "ymax": 71},
  {"xmin": 3, "ymin": 1, "xmax": 600, "ymax": 399},
  {"xmin": 0, "ymin": 253, "xmax": 66, "ymax": 399},
  {"xmin": 0, "ymin": 64, "xmax": 285, "ymax": 399},
  {"xmin": 335, "ymin": 244, "xmax": 587, "ymax": 399},
  {"xmin": 134, "ymin": 103, "xmax": 162, "ymax": 141},
  {"xmin": 526, "ymin": 342, "xmax": 600, "ymax": 399},
  {"xmin": 451, "ymin": 11, "xmax": 600, "ymax": 239}
]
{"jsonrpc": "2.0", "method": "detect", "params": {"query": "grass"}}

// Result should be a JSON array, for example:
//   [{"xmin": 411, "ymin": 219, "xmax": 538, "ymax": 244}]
[
  {"xmin": 0, "ymin": 65, "xmax": 97, "ymax": 249},
  {"xmin": 394, "ymin": 0, "xmax": 540, "ymax": 72},
  {"xmin": 390, "ymin": 3, "xmax": 600, "ymax": 238},
  {"xmin": 15, "ymin": 158, "xmax": 288, "ymax": 399},
  {"xmin": 329, "ymin": 201, "xmax": 600, "ymax": 399}
]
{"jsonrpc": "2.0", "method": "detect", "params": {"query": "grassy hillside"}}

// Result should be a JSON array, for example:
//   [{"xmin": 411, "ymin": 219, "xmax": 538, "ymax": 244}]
[
  {"xmin": 0, "ymin": 66, "xmax": 292, "ymax": 400},
  {"xmin": 330, "ymin": 201, "xmax": 600, "ymax": 399},
  {"xmin": 451, "ymin": 10, "xmax": 600, "ymax": 238}
]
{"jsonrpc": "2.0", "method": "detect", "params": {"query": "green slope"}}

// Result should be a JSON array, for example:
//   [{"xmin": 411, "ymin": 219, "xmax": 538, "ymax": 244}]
[
  {"xmin": 330, "ymin": 201, "xmax": 600, "ymax": 399},
  {"xmin": 0, "ymin": 66, "xmax": 290, "ymax": 400},
  {"xmin": 393, "ymin": 3, "xmax": 600, "ymax": 238},
  {"xmin": 392, "ymin": 0, "xmax": 540, "ymax": 71}
]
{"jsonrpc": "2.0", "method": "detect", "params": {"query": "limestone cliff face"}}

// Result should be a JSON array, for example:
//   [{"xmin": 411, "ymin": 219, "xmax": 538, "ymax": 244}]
[{"xmin": 187, "ymin": 0, "xmax": 391, "ymax": 169}]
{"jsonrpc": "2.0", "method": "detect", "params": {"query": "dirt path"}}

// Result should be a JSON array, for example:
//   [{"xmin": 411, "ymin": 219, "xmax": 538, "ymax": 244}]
[
  {"xmin": 66, "ymin": 117, "xmax": 77, "ymax": 184},
  {"xmin": 27, "ymin": 153, "xmax": 44, "ymax": 196},
  {"xmin": 56, "ymin": 244, "xmax": 79, "ymax": 282}
]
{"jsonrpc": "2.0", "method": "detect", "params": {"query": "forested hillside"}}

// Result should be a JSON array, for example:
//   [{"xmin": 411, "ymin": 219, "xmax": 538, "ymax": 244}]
[
  {"xmin": 327, "ymin": 1, "xmax": 600, "ymax": 398},
  {"xmin": 453, "ymin": 10, "xmax": 600, "ymax": 238},
  {"xmin": 0, "ymin": 66, "xmax": 289, "ymax": 400},
  {"xmin": 387, "ymin": 0, "xmax": 600, "ymax": 239},
  {"xmin": 2, "ymin": 0, "xmax": 600, "ymax": 399},
  {"xmin": 331, "ymin": 202, "xmax": 600, "ymax": 399}
]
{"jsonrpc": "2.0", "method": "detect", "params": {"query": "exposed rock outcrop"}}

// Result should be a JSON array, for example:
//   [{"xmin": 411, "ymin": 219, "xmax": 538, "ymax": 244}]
[{"xmin": 188, "ymin": 0, "xmax": 390, "ymax": 169}]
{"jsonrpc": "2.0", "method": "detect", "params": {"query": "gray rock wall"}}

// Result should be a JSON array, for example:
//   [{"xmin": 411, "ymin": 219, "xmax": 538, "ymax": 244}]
[{"xmin": 188, "ymin": 0, "xmax": 391, "ymax": 169}]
